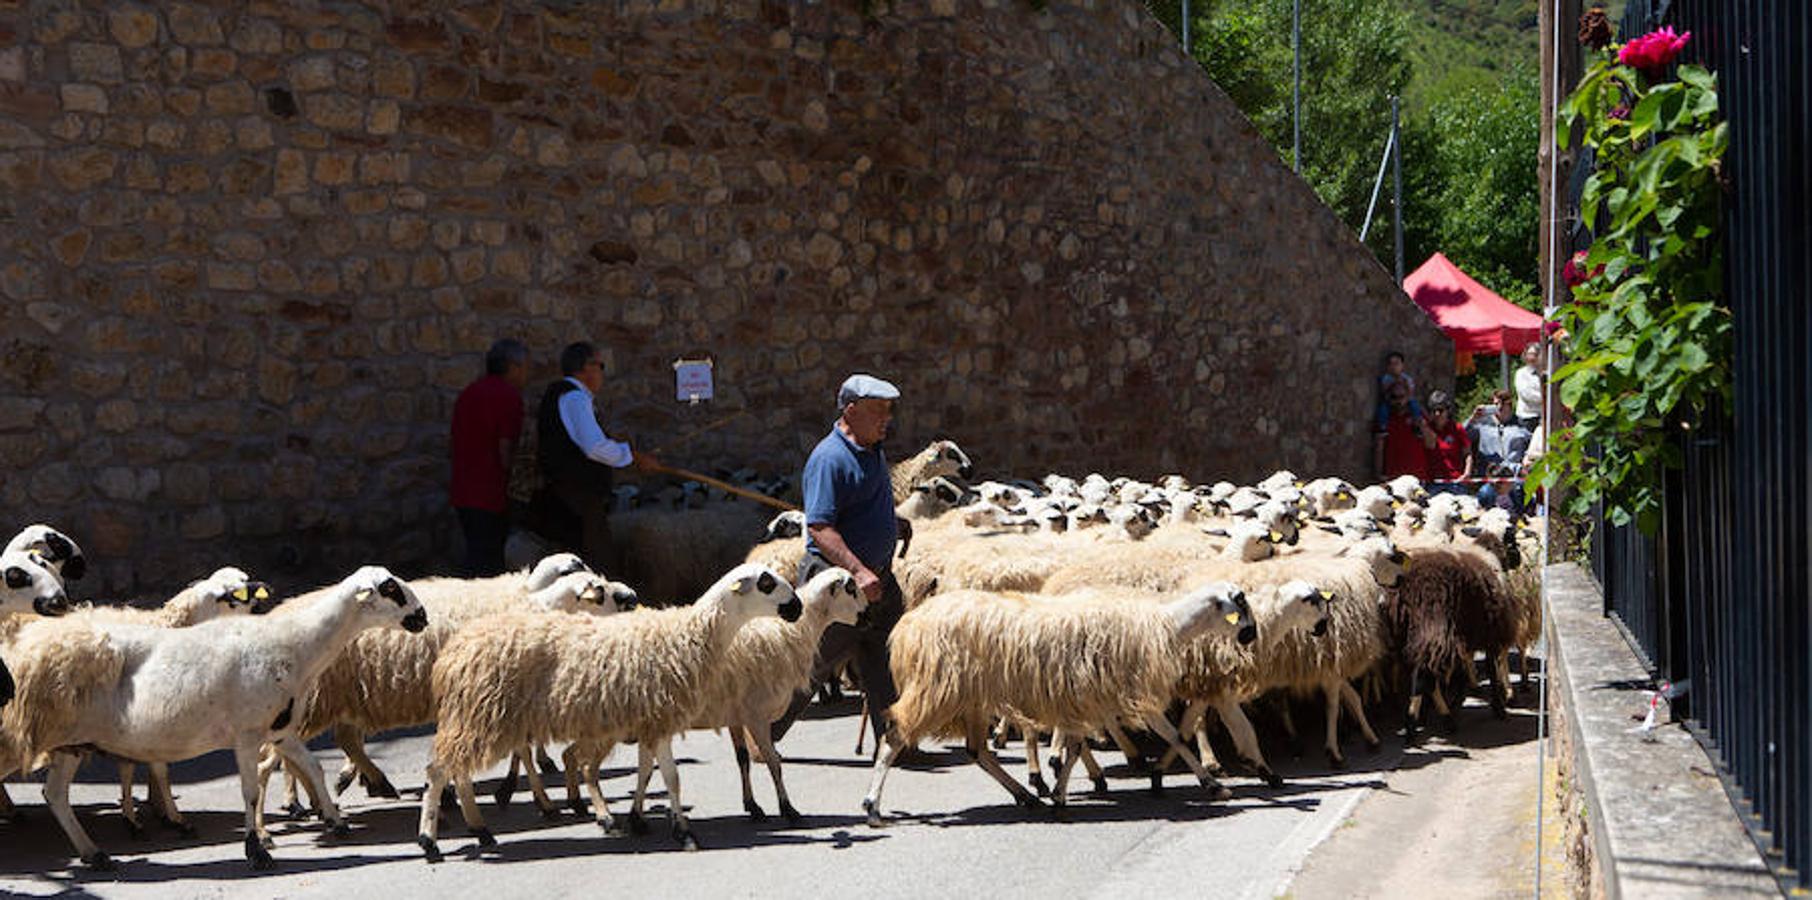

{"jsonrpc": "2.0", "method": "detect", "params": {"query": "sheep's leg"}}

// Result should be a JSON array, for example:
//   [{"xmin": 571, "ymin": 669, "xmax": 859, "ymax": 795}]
[
  {"xmin": 1164, "ymin": 699, "xmax": 1223, "ymax": 776},
  {"xmin": 749, "ymin": 722, "xmax": 801, "ymax": 823},
  {"xmin": 577, "ymin": 743, "xmax": 621, "ymax": 833},
  {"xmin": 853, "ymin": 696, "xmax": 870, "ymax": 755},
  {"xmin": 0, "ymin": 782, "xmax": 13, "ymax": 820},
  {"xmin": 1025, "ymin": 725, "xmax": 1050, "ymax": 798},
  {"xmin": 628, "ymin": 744, "xmax": 655, "ymax": 835},
  {"xmin": 273, "ymin": 735, "xmax": 346, "ymax": 836},
  {"xmin": 454, "ymin": 775, "xmax": 494, "ymax": 848},
  {"xmin": 147, "ymin": 762, "xmax": 193, "ymax": 835},
  {"xmin": 45, "ymin": 751, "xmax": 109, "ymax": 869},
  {"xmin": 335, "ymin": 728, "xmax": 398, "ymax": 800},
  {"xmin": 732, "ymin": 726, "xmax": 765, "ymax": 822},
  {"xmin": 416, "ymin": 764, "xmax": 449, "ymax": 862},
  {"xmin": 1141, "ymin": 713, "xmax": 1230, "ymax": 801},
  {"xmin": 862, "ymin": 730, "xmax": 903, "ymax": 827},
  {"xmin": 1430, "ymin": 680, "xmax": 1455, "ymax": 726},
  {"xmin": 1105, "ymin": 721, "xmax": 1144, "ymax": 771},
  {"xmin": 652, "ymin": 738, "xmax": 697, "ymax": 850},
  {"xmin": 991, "ymin": 715, "xmax": 1011, "ymax": 749},
  {"xmin": 518, "ymin": 744, "xmax": 557, "ymax": 817},
  {"xmin": 1339, "ymin": 681, "xmax": 1382, "ymax": 750},
  {"xmin": 964, "ymin": 720, "xmax": 1043, "ymax": 810},
  {"xmin": 1077, "ymin": 742, "xmax": 1108, "ymax": 794},
  {"xmin": 560, "ymin": 745, "xmax": 584, "ymax": 816},
  {"xmin": 1051, "ymin": 733, "xmax": 1085, "ymax": 809},
  {"xmin": 233, "ymin": 740, "xmax": 277, "ymax": 869},
  {"xmin": 535, "ymin": 744, "xmax": 561, "ymax": 778},
  {"xmin": 1215, "ymin": 699, "xmax": 1283, "ymax": 787},
  {"xmin": 495, "ymin": 752, "xmax": 522, "ymax": 809},
  {"xmin": 1275, "ymin": 697, "xmax": 1304, "ymax": 757},
  {"xmin": 118, "ymin": 762, "xmax": 143, "ymax": 838},
  {"xmin": 1322, "ymin": 685, "xmax": 1347, "ymax": 768},
  {"xmin": 1491, "ymin": 652, "xmax": 1512, "ymax": 718}
]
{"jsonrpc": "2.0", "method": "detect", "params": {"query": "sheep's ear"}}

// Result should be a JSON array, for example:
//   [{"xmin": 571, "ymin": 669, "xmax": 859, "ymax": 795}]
[
  {"xmin": 354, "ymin": 588, "xmax": 374, "ymax": 603},
  {"xmin": 1318, "ymin": 589, "xmax": 1335, "ymax": 601},
  {"xmin": 1461, "ymin": 526, "xmax": 1483, "ymax": 538},
  {"xmin": 1317, "ymin": 525, "xmax": 1341, "ymax": 535},
  {"xmin": 231, "ymin": 586, "xmax": 251, "ymax": 603},
  {"xmin": 1294, "ymin": 481, "xmax": 1305, "ymax": 488},
  {"xmin": 1335, "ymin": 491, "xmax": 1350, "ymax": 501},
  {"xmin": 732, "ymin": 574, "xmax": 756, "ymax": 594},
  {"xmin": 1202, "ymin": 527, "xmax": 1230, "ymax": 537},
  {"xmin": 1268, "ymin": 530, "xmax": 1284, "ymax": 543}
]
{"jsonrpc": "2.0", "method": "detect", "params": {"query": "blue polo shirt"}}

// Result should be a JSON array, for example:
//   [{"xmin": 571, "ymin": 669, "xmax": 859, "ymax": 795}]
[{"xmin": 802, "ymin": 425, "xmax": 898, "ymax": 574}]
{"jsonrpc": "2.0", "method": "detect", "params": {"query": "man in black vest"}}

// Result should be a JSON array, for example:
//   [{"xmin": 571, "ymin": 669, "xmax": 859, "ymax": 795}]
[{"xmin": 535, "ymin": 341, "xmax": 659, "ymax": 573}]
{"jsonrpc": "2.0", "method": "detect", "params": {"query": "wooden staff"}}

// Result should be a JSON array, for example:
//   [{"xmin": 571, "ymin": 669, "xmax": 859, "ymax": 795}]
[{"xmin": 650, "ymin": 464, "xmax": 799, "ymax": 513}]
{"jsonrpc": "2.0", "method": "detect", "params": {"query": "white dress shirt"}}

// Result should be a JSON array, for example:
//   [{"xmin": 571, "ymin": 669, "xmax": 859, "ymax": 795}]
[
  {"xmin": 1514, "ymin": 366, "xmax": 1543, "ymax": 421},
  {"xmin": 557, "ymin": 377, "xmax": 634, "ymax": 468}
]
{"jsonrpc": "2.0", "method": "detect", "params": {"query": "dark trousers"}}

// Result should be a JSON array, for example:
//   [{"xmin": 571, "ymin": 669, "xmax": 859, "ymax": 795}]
[
  {"xmin": 555, "ymin": 491, "xmax": 615, "ymax": 577},
  {"xmin": 771, "ymin": 552, "xmax": 904, "ymax": 743},
  {"xmin": 456, "ymin": 507, "xmax": 509, "ymax": 577}
]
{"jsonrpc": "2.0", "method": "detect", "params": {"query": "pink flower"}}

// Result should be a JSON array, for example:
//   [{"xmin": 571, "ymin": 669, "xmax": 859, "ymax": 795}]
[
  {"xmin": 1618, "ymin": 26, "xmax": 1691, "ymax": 78},
  {"xmin": 1608, "ymin": 103, "xmax": 1630, "ymax": 121}
]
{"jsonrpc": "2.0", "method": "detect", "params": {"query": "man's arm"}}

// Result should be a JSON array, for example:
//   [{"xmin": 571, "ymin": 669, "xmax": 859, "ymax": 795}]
[
  {"xmin": 1373, "ymin": 433, "xmax": 1386, "ymax": 480},
  {"xmin": 558, "ymin": 388, "xmax": 635, "ymax": 468},
  {"xmin": 808, "ymin": 523, "xmax": 882, "ymax": 602}
]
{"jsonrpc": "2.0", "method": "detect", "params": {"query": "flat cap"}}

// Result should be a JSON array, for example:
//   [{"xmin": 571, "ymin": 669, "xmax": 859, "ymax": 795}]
[{"xmin": 837, "ymin": 373, "xmax": 900, "ymax": 408}]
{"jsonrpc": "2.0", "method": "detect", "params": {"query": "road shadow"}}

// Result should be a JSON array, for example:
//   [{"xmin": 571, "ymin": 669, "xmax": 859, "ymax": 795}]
[{"xmin": 422, "ymin": 811, "xmax": 886, "ymax": 863}]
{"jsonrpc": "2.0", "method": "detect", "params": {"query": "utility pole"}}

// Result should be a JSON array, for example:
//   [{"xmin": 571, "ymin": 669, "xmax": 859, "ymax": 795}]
[
  {"xmin": 1182, "ymin": 0, "xmax": 1190, "ymax": 54},
  {"xmin": 1292, "ymin": 0, "xmax": 1301, "ymax": 171},
  {"xmin": 1391, "ymin": 94, "xmax": 1403, "ymax": 284}
]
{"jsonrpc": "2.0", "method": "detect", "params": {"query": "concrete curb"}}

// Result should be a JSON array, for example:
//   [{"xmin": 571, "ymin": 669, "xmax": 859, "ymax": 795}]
[{"xmin": 1544, "ymin": 562, "xmax": 1778, "ymax": 898}]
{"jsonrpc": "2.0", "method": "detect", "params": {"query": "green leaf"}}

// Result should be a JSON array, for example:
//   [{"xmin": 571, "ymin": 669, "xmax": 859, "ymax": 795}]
[{"xmin": 1678, "ymin": 65, "xmax": 1716, "ymax": 91}]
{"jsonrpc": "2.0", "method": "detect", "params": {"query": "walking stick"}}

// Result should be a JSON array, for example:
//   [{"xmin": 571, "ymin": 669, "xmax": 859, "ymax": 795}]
[
  {"xmin": 647, "ymin": 411, "xmax": 748, "ymax": 457},
  {"xmin": 647, "ymin": 464, "xmax": 799, "ymax": 513}
]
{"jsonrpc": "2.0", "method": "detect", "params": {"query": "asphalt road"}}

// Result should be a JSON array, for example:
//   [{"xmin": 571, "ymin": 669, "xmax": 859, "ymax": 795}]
[{"xmin": 0, "ymin": 696, "xmax": 1411, "ymax": 899}]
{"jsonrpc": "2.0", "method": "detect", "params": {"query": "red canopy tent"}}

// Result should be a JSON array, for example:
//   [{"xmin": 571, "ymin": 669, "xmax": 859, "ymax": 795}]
[{"xmin": 1403, "ymin": 252, "xmax": 1557, "ymax": 355}]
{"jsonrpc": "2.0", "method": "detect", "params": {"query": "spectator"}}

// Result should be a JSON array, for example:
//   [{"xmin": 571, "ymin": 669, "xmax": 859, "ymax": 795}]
[
  {"xmin": 1420, "ymin": 390, "xmax": 1473, "ymax": 490},
  {"xmin": 1375, "ymin": 350, "xmax": 1423, "ymax": 431},
  {"xmin": 1469, "ymin": 389, "xmax": 1533, "ymax": 511},
  {"xmin": 450, "ymin": 338, "xmax": 528, "ymax": 577},
  {"xmin": 1515, "ymin": 343, "xmax": 1545, "ymax": 431},
  {"xmin": 1374, "ymin": 380, "xmax": 1428, "ymax": 481}
]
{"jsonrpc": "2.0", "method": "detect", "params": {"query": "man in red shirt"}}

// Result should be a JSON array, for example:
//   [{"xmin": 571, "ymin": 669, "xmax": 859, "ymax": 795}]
[
  {"xmin": 1374, "ymin": 380, "xmax": 1428, "ymax": 481},
  {"xmin": 450, "ymin": 339, "xmax": 528, "ymax": 576}
]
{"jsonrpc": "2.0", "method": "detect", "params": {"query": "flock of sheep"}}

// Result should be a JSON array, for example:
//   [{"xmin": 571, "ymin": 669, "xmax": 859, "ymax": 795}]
[{"xmin": 0, "ymin": 438, "xmax": 1540, "ymax": 873}]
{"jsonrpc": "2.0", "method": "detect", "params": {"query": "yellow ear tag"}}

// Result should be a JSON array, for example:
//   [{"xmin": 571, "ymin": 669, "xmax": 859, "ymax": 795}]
[
  {"xmin": 1318, "ymin": 590, "xmax": 1334, "ymax": 600},
  {"xmin": 254, "ymin": 586, "xmax": 270, "ymax": 599},
  {"xmin": 1224, "ymin": 612, "xmax": 1242, "ymax": 625},
  {"xmin": 232, "ymin": 587, "xmax": 249, "ymax": 602},
  {"xmin": 1269, "ymin": 530, "xmax": 1283, "ymax": 542},
  {"xmin": 1392, "ymin": 501, "xmax": 1402, "ymax": 509},
  {"xmin": 355, "ymin": 588, "xmax": 373, "ymax": 602}
]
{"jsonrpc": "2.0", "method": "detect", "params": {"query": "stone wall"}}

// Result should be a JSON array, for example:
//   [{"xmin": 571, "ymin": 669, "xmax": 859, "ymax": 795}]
[{"xmin": 0, "ymin": 0, "xmax": 1449, "ymax": 595}]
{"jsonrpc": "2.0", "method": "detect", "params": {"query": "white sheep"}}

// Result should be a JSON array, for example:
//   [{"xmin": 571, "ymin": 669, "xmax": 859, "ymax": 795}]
[
  {"xmin": 861, "ymin": 581, "xmax": 1255, "ymax": 824},
  {"xmin": 1256, "ymin": 470, "xmax": 1300, "ymax": 494},
  {"xmin": 259, "ymin": 553, "xmax": 614, "ymax": 815},
  {"xmin": 4, "ymin": 523, "xmax": 87, "ymax": 583},
  {"xmin": 1303, "ymin": 477, "xmax": 1358, "ymax": 516},
  {"xmin": 1354, "ymin": 484, "xmax": 1399, "ymax": 521},
  {"xmin": 416, "ymin": 563, "xmax": 801, "ymax": 860},
  {"xmin": 4, "ymin": 565, "xmax": 427, "ymax": 870},
  {"xmin": 1387, "ymin": 473, "xmax": 1429, "ymax": 504},
  {"xmin": 0, "ymin": 549, "xmax": 69, "ymax": 819}
]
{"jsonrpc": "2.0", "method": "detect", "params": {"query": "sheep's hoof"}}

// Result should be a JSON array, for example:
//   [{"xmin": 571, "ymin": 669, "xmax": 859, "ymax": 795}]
[
  {"xmin": 1028, "ymin": 773, "xmax": 1051, "ymax": 798},
  {"xmin": 1014, "ymin": 792, "xmax": 1045, "ymax": 810},
  {"xmin": 160, "ymin": 815, "xmax": 196, "ymax": 837},
  {"xmin": 123, "ymin": 816, "xmax": 145, "ymax": 840},
  {"xmin": 492, "ymin": 783, "xmax": 515, "ymax": 809},
  {"xmin": 1327, "ymin": 753, "xmax": 1348, "ymax": 770},
  {"xmin": 260, "ymin": 833, "xmax": 276, "ymax": 850},
  {"xmin": 328, "ymin": 820, "xmax": 351, "ymax": 839},
  {"xmin": 1091, "ymin": 777, "xmax": 1109, "ymax": 795},
  {"xmin": 677, "ymin": 831, "xmax": 700, "ymax": 852},
  {"xmin": 627, "ymin": 812, "xmax": 649, "ymax": 835},
  {"xmin": 1259, "ymin": 767, "xmax": 1286, "ymax": 788},
  {"xmin": 602, "ymin": 817, "xmax": 627, "ymax": 837},
  {"xmin": 363, "ymin": 775, "xmax": 401, "ymax": 800},
  {"xmin": 568, "ymin": 797, "xmax": 589, "ymax": 817},
  {"xmin": 82, "ymin": 851, "xmax": 116, "ymax": 871},
  {"xmin": 245, "ymin": 834, "xmax": 275, "ymax": 870},
  {"xmin": 1365, "ymin": 736, "xmax": 1383, "ymax": 751},
  {"xmin": 537, "ymin": 804, "xmax": 560, "ymax": 821},
  {"xmin": 418, "ymin": 835, "xmax": 443, "ymax": 864},
  {"xmin": 470, "ymin": 827, "xmax": 496, "ymax": 848},
  {"xmin": 284, "ymin": 800, "xmax": 310, "ymax": 821},
  {"xmin": 863, "ymin": 799, "xmax": 886, "ymax": 829},
  {"xmin": 743, "ymin": 799, "xmax": 768, "ymax": 822},
  {"xmin": 334, "ymin": 769, "xmax": 356, "ymax": 796},
  {"xmin": 1202, "ymin": 781, "xmax": 1232, "ymax": 802},
  {"xmin": 779, "ymin": 801, "xmax": 802, "ymax": 824},
  {"xmin": 1047, "ymin": 755, "xmax": 1063, "ymax": 773}
]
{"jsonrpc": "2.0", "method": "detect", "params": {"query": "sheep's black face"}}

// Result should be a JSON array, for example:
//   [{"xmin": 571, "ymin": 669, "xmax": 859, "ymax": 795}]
[
  {"xmin": 34, "ymin": 589, "xmax": 69, "ymax": 617},
  {"xmin": 1237, "ymin": 622, "xmax": 1258, "ymax": 645},
  {"xmin": 401, "ymin": 607, "xmax": 429, "ymax": 632},
  {"xmin": 757, "ymin": 571, "xmax": 778, "ymax": 594},
  {"xmin": 249, "ymin": 584, "xmax": 282, "ymax": 615},
  {"xmin": 378, "ymin": 577, "xmax": 407, "ymax": 607},
  {"xmin": 612, "ymin": 585, "xmax": 640, "ymax": 611},
  {"xmin": 4, "ymin": 566, "xmax": 30, "ymax": 590},
  {"xmin": 777, "ymin": 594, "xmax": 803, "ymax": 623}
]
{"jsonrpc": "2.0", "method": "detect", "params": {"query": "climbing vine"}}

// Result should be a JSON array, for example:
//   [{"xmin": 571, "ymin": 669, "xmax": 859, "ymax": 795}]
[{"xmin": 1531, "ymin": 25, "xmax": 1729, "ymax": 534}]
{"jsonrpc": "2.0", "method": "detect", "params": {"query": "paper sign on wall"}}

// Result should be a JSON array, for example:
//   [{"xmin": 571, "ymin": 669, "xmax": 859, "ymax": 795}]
[{"xmin": 674, "ymin": 358, "xmax": 714, "ymax": 403}]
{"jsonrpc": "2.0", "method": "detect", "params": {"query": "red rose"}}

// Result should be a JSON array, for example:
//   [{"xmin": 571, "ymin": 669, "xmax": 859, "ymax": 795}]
[{"xmin": 1618, "ymin": 26, "xmax": 1691, "ymax": 79}]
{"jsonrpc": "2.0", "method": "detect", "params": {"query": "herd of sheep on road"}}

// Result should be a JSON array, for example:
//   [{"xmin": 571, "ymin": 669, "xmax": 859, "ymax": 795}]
[{"xmin": 0, "ymin": 439, "xmax": 1541, "ymax": 872}]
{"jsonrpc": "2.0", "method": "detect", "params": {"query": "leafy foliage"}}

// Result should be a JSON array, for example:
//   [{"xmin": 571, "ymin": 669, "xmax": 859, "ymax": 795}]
[{"xmin": 1529, "ymin": 53, "xmax": 1728, "ymax": 533}]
